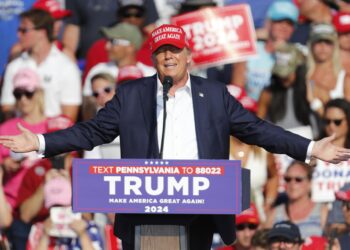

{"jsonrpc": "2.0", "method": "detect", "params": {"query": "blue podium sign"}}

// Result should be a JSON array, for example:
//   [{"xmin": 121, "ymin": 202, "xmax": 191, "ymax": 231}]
[{"xmin": 72, "ymin": 159, "xmax": 250, "ymax": 214}]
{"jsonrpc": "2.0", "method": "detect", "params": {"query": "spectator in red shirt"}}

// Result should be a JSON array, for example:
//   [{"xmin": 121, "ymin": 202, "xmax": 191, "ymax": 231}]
[
  {"xmin": 83, "ymin": 0, "xmax": 155, "ymax": 82},
  {"xmin": 11, "ymin": 116, "xmax": 74, "ymax": 249}
]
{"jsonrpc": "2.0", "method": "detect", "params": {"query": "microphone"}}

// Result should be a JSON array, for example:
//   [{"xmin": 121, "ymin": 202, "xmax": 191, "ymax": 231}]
[
  {"xmin": 163, "ymin": 76, "xmax": 173, "ymax": 101},
  {"xmin": 160, "ymin": 76, "xmax": 173, "ymax": 159}
]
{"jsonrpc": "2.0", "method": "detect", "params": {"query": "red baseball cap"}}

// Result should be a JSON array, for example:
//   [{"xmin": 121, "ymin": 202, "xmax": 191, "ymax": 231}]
[
  {"xmin": 236, "ymin": 203, "xmax": 259, "ymax": 225},
  {"xmin": 335, "ymin": 189, "xmax": 350, "ymax": 201},
  {"xmin": 33, "ymin": 0, "xmax": 72, "ymax": 19},
  {"xmin": 333, "ymin": 12, "xmax": 350, "ymax": 33},
  {"xmin": 149, "ymin": 24, "xmax": 189, "ymax": 53},
  {"xmin": 117, "ymin": 65, "xmax": 144, "ymax": 84}
]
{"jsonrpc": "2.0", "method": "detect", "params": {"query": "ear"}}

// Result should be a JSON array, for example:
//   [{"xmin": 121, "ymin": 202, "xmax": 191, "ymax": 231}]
[
  {"xmin": 151, "ymin": 54, "xmax": 156, "ymax": 67},
  {"xmin": 186, "ymin": 49, "xmax": 192, "ymax": 64}
]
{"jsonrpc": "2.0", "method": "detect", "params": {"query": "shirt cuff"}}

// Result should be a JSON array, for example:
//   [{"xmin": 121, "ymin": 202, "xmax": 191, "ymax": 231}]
[
  {"xmin": 305, "ymin": 141, "xmax": 315, "ymax": 164},
  {"xmin": 37, "ymin": 134, "xmax": 46, "ymax": 158}
]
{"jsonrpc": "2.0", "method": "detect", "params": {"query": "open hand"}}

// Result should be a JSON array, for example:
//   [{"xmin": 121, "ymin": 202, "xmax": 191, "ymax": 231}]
[
  {"xmin": 0, "ymin": 123, "xmax": 39, "ymax": 153},
  {"xmin": 312, "ymin": 134, "xmax": 350, "ymax": 164}
]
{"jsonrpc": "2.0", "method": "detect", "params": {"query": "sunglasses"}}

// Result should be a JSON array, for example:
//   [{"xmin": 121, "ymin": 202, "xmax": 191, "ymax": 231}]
[
  {"xmin": 283, "ymin": 176, "xmax": 307, "ymax": 183},
  {"xmin": 109, "ymin": 38, "xmax": 131, "ymax": 46},
  {"xmin": 236, "ymin": 223, "xmax": 258, "ymax": 231},
  {"xmin": 122, "ymin": 11, "xmax": 144, "ymax": 18},
  {"xmin": 17, "ymin": 26, "xmax": 37, "ymax": 34},
  {"xmin": 92, "ymin": 86, "xmax": 113, "ymax": 98},
  {"xmin": 13, "ymin": 89, "xmax": 35, "ymax": 100},
  {"xmin": 324, "ymin": 118, "xmax": 345, "ymax": 126}
]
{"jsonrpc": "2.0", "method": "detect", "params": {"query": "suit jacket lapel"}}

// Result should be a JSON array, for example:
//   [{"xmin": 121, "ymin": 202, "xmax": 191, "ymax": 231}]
[
  {"xmin": 191, "ymin": 75, "xmax": 208, "ymax": 159},
  {"xmin": 139, "ymin": 75, "xmax": 159, "ymax": 158}
]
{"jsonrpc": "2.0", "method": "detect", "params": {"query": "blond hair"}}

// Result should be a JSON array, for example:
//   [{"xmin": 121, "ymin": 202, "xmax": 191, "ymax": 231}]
[{"xmin": 306, "ymin": 37, "xmax": 342, "ymax": 82}]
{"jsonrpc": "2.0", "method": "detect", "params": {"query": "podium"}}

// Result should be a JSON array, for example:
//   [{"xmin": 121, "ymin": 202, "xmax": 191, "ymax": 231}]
[
  {"xmin": 135, "ymin": 225, "xmax": 187, "ymax": 250},
  {"xmin": 72, "ymin": 159, "xmax": 250, "ymax": 249}
]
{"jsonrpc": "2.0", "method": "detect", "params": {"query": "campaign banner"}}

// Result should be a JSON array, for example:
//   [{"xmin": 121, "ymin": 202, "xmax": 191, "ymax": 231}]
[
  {"xmin": 171, "ymin": 4, "xmax": 256, "ymax": 69},
  {"xmin": 72, "ymin": 159, "xmax": 249, "ymax": 214},
  {"xmin": 312, "ymin": 159, "xmax": 350, "ymax": 203}
]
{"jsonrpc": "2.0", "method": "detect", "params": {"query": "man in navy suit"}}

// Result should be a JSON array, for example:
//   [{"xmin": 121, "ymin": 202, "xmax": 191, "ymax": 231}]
[{"xmin": 1, "ymin": 24, "xmax": 350, "ymax": 250}]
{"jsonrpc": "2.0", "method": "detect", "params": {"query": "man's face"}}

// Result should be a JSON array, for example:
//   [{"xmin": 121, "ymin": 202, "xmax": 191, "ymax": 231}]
[
  {"xmin": 120, "ymin": 7, "xmax": 145, "ymax": 29},
  {"xmin": 152, "ymin": 45, "xmax": 191, "ymax": 85},
  {"xmin": 338, "ymin": 32, "xmax": 350, "ymax": 51},
  {"xmin": 270, "ymin": 20, "xmax": 295, "ymax": 42},
  {"xmin": 236, "ymin": 223, "xmax": 257, "ymax": 248},
  {"xmin": 269, "ymin": 238, "xmax": 300, "ymax": 250},
  {"xmin": 106, "ymin": 38, "xmax": 132, "ymax": 62},
  {"xmin": 17, "ymin": 18, "xmax": 40, "ymax": 50}
]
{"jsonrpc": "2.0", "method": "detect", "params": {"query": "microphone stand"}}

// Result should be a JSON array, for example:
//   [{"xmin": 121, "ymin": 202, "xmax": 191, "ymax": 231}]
[{"xmin": 159, "ymin": 76, "xmax": 173, "ymax": 159}]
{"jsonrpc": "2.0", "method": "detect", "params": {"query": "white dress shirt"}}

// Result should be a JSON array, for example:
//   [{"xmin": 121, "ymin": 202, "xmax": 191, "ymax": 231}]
[{"xmin": 156, "ymin": 74, "xmax": 198, "ymax": 159}]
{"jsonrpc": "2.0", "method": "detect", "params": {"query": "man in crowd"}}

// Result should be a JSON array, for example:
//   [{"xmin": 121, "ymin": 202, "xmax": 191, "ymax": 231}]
[
  {"xmin": 0, "ymin": 24, "xmax": 349, "ymax": 250},
  {"xmin": 83, "ymin": 22, "xmax": 155, "ymax": 96},
  {"xmin": 234, "ymin": 204, "xmax": 260, "ymax": 250},
  {"xmin": 216, "ymin": 204, "xmax": 260, "ymax": 250},
  {"xmin": 1, "ymin": 9, "xmax": 81, "ymax": 121},
  {"xmin": 267, "ymin": 221, "xmax": 304, "ymax": 250}
]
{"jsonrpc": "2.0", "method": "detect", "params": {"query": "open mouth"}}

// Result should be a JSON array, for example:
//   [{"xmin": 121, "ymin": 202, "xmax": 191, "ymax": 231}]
[{"xmin": 164, "ymin": 63, "xmax": 176, "ymax": 69}]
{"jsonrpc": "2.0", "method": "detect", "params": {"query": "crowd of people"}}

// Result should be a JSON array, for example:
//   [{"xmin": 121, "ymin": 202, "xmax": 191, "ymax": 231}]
[{"xmin": 1, "ymin": 0, "xmax": 350, "ymax": 249}]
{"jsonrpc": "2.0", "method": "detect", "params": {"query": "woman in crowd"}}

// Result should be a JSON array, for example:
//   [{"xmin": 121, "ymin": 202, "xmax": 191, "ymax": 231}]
[
  {"xmin": 265, "ymin": 161, "xmax": 328, "ymax": 238},
  {"xmin": 320, "ymin": 98, "xmax": 350, "ymax": 148},
  {"xmin": 0, "ymin": 68, "xmax": 48, "ymax": 249},
  {"xmin": 306, "ymin": 23, "xmax": 350, "ymax": 116},
  {"xmin": 84, "ymin": 68, "xmax": 142, "ymax": 244},
  {"xmin": 82, "ymin": 73, "xmax": 116, "ymax": 121},
  {"xmin": 321, "ymin": 99, "xmax": 350, "ymax": 236}
]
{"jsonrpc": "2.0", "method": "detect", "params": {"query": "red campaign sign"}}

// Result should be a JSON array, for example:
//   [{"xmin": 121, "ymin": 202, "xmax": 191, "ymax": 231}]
[{"xmin": 171, "ymin": 4, "xmax": 257, "ymax": 69}]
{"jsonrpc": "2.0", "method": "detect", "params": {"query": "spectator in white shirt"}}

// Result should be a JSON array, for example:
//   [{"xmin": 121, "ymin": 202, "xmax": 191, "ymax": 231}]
[{"xmin": 1, "ymin": 9, "xmax": 82, "ymax": 122}]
